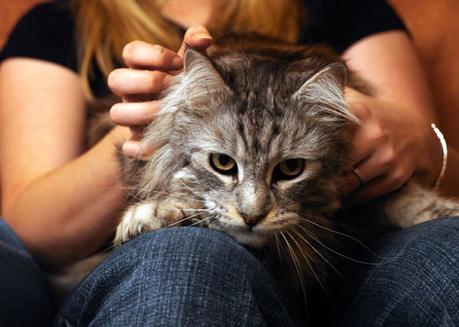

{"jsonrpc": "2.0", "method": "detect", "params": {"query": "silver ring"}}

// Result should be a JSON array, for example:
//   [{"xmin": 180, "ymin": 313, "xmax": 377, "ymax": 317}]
[{"xmin": 353, "ymin": 167, "xmax": 366, "ymax": 187}]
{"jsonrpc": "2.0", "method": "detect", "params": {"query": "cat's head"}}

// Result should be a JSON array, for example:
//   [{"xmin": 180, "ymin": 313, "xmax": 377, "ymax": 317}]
[{"xmin": 141, "ymin": 47, "xmax": 356, "ymax": 247}]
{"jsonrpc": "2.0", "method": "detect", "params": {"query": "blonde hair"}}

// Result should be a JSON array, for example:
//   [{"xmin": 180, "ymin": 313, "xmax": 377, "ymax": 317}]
[{"xmin": 71, "ymin": 0, "xmax": 304, "ymax": 97}]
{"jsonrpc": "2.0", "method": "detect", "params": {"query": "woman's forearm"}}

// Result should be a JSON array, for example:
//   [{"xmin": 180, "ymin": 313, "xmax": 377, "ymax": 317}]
[{"xmin": 3, "ymin": 127, "xmax": 129, "ymax": 268}]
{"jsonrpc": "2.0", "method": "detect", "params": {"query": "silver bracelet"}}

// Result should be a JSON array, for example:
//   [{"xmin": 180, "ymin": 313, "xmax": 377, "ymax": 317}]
[{"xmin": 431, "ymin": 123, "xmax": 448, "ymax": 189}]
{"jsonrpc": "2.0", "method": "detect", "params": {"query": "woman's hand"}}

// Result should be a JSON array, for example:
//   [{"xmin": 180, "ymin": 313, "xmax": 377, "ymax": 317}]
[
  {"xmin": 344, "ymin": 88, "xmax": 443, "ymax": 204},
  {"xmin": 108, "ymin": 25, "xmax": 213, "ymax": 158}
]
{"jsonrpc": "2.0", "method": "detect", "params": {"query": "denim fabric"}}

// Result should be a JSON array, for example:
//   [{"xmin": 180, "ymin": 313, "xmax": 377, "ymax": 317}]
[
  {"xmin": 0, "ymin": 218, "xmax": 53, "ymax": 327},
  {"xmin": 53, "ymin": 218, "xmax": 459, "ymax": 327},
  {"xmin": 55, "ymin": 227, "xmax": 295, "ymax": 327},
  {"xmin": 342, "ymin": 217, "xmax": 459, "ymax": 327}
]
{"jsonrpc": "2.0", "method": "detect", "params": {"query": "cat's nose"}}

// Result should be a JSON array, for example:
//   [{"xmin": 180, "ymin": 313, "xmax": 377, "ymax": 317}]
[{"xmin": 240, "ymin": 212, "xmax": 265, "ymax": 227}]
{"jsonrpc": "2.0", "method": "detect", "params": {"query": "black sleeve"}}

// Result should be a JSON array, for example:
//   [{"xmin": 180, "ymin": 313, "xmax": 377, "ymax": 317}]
[
  {"xmin": 0, "ymin": 1, "xmax": 78, "ymax": 72},
  {"xmin": 300, "ymin": 0, "xmax": 408, "ymax": 53}
]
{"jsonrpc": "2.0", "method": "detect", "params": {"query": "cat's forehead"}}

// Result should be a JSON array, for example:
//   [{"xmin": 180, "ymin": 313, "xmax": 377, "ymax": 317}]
[
  {"xmin": 214, "ymin": 53, "xmax": 310, "ymax": 98},
  {"xmin": 169, "ymin": 49, "xmax": 350, "ymax": 161}
]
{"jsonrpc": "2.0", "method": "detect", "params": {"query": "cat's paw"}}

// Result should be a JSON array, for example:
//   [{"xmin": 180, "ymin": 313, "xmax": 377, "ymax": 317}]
[{"xmin": 114, "ymin": 203, "xmax": 162, "ymax": 245}]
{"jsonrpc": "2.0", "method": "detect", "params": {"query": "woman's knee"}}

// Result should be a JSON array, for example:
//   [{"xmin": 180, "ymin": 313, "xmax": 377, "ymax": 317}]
[
  {"xmin": 371, "ymin": 217, "xmax": 459, "ymax": 289},
  {"xmin": 345, "ymin": 217, "xmax": 459, "ymax": 326},
  {"xmin": 376, "ymin": 216, "xmax": 459, "ymax": 264},
  {"xmin": 115, "ymin": 227, "xmax": 261, "ymax": 275},
  {"xmin": 58, "ymin": 227, "xmax": 291, "ymax": 326}
]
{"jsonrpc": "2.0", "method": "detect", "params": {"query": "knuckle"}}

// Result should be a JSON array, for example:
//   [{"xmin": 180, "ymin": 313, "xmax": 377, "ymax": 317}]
[
  {"xmin": 151, "ymin": 45, "xmax": 168, "ymax": 64},
  {"xmin": 152, "ymin": 44, "xmax": 165, "ymax": 55},
  {"xmin": 371, "ymin": 125, "xmax": 387, "ymax": 144},
  {"xmin": 381, "ymin": 148, "xmax": 396, "ymax": 167}
]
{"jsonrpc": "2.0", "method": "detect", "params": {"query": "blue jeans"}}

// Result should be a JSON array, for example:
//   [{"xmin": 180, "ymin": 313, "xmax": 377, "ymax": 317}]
[
  {"xmin": 54, "ymin": 217, "xmax": 459, "ymax": 326},
  {"xmin": 0, "ymin": 219, "xmax": 53, "ymax": 326},
  {"xmin": 342, "ymin": 216, "xmax": 459, "ymax": 326},
  {"xmin": 1, "ymin": 217, "xmax": 458, "ymax": 326}
]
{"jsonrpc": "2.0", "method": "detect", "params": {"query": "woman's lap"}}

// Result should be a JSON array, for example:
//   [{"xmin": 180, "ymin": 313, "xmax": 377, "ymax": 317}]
[
  {"xmin": 0, "ymin": 219, "xmax": 53, "ymax": 327},
  {"xmin": 55, "ymin": 227, "xmax": 295, "ymax": 326},
  {"xmin": 51, "ymin": 217, "xmax": 459, "ymax": 326}
]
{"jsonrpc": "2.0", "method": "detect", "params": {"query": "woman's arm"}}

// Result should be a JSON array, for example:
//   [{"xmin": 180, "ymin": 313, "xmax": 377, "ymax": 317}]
[
  {"xmin": 342, "ymin": 31, "xmax": 458, "ymax": 200},
  {"xmin": 0, "ymin": 58, "xmax": 130, "ymax": 268}
]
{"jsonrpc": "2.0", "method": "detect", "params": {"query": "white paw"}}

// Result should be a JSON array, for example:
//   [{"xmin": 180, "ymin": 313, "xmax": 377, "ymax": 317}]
[{"xmin": 114, "ymin": 202, "xmax": 161, "ymax": 244}]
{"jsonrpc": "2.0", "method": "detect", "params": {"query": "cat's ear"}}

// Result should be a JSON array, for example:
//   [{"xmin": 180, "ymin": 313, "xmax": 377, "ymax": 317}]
[
  {"xmin": 182, "ymin": 47, "xmax": 228, "ymax": 96},
  {"xmin": 293, "ymin": 62, "xmax": 347, "ymax": 99},
  {"xmin": 293, "ymin": 62, "xmax": 356, "ymax": 121}
]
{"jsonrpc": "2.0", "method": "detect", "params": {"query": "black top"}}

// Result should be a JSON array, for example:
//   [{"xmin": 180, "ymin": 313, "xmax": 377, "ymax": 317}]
[{"xmin": 0, "ymin": 0, "xmax": 406, "ymax": 97}]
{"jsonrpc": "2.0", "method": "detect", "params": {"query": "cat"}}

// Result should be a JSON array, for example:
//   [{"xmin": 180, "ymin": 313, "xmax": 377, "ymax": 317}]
[
  {"xmin": 112, "ymin": 35, "xmax": 459, "ymax": 287},
  {"xmin": 54, "ymin": 36, "xmax": 459, "ymax": 301}
]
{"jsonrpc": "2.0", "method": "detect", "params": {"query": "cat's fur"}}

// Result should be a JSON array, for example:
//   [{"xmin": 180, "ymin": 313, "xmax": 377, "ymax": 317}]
[
  {"xmin": 54, "ymin": 36, "xmax": 459, "ymax": 298},
  {"xmin": 113, "ymin": 36, "xmax": 459, "ymax": 285}
]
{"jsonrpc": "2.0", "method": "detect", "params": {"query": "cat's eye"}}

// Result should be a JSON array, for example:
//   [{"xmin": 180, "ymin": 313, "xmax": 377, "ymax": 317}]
[
  {"xmin": 210, "ymin": 153, "xmax": 238, "ymax": 175},
  {"xmin": 273, "ymin": 158, "xmax": 305, "ymax": 181}
]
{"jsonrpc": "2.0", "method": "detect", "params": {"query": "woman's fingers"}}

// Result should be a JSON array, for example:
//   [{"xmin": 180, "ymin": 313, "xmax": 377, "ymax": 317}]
[
  {"xmin": 108, "ymin": 69, "xmax": 171, "ymax": 97},
  {"xmin": 122, "ymin": 140, "xmax": 157, "ymax": 160},
  {"xmin": 343, "ymin": 88, "xmax": 420, "ymax": 204},
  {"xmin": 345, "ymin": 145, "xmax": 403, "ymax": 193},
  {"xmin": 121, "ymin": 25, "xmax": 213, "ymax": 71},
  {"xmin": 110, "ymin": 101, "xmax": 161, "ymax": 126},
  {"xmin": 348, "ymin": 168, "xmax": 412, "ymax": 205},
  {"xmin": 109, "ymin": 26, "xmax": 214, "ymax": 160},
  {"xmin": 122, "ymin": 41, "xmax": 183, "ymax": 71},
  {"xmin": 178, "ymin": 25, "xmax": 213, "ymax": 57}
]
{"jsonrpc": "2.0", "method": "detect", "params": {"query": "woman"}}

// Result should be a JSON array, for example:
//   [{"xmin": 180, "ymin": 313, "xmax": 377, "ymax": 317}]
[{"xmin": 0, "ymin": 0, "xmax": 458, "ymax": 325}]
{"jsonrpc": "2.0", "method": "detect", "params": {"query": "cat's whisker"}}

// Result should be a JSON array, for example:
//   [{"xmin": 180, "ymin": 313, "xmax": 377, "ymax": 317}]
[
  {"xmin": 189, "ymin": 215, "xmax": 217, "ymax": 227},
  {"xmin": 296, "ymin": 225, "xmax": 382, "ymax": 266},
  {"xmin": 273, "ymin": 233, "xmax": 283, "ymax": 265},
  {"xmin": 301, "ymin": 214, "xmax": 383, "ymax": 259},
  {"xmin": 112, "ymin": 185, "xmax": 208, "ymax": 205},
  {"xmin": 181, "ymin": 208, "xmax": 212, "ymax": 211},
  {"xmin": 291, "ymin": 229, "xmax": 348, "ymax": 285},
  {"xmin": 164, "ymin": 207, "xmax": 215, "ymax": 228},
  {"xmin": 286, "ymin": 230, "xmax": 331, "ymax": 301},
  {"xmin": 280, "ymin": 231, "xmax": 308, "ymax": 311},
  {"xmin": 330, "ymin": 220, "xmax": 375, "ymax": 235},
  {"xmin": 176, "ymin": 178, "xmax": 206, "ymax": 201}
]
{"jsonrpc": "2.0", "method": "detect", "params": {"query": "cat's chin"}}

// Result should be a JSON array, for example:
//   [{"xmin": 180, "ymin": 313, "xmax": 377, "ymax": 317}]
[{"xmin": 227, "ymin": 230, "xmax": 271, "ymax": 247}]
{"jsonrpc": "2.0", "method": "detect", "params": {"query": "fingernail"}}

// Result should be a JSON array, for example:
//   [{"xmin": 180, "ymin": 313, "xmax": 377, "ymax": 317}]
[{"xmin": 197, "ymin": 33, "xmax": 212, "ymax": 40}]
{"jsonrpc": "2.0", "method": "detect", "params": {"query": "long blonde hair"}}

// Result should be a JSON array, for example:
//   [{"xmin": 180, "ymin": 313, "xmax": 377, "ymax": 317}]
[{"xmin": 71, "ymin": 0, "xmax": 304, "ymax": 97}]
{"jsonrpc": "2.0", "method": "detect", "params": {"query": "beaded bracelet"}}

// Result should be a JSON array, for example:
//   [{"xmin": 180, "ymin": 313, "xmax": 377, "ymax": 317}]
[{"xmin": 431, "ymin": 123, "xmax": 448, "ymax": 189}]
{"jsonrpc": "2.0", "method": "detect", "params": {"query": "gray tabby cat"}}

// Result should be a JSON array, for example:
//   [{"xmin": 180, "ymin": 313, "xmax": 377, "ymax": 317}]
[
  {"xmin": 53, "ymin": 38, "xmax": 458, "ymax": 300},
  {"xmin": 113, "ymin": 37, "xmax": 459, "ymax": 284}
]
